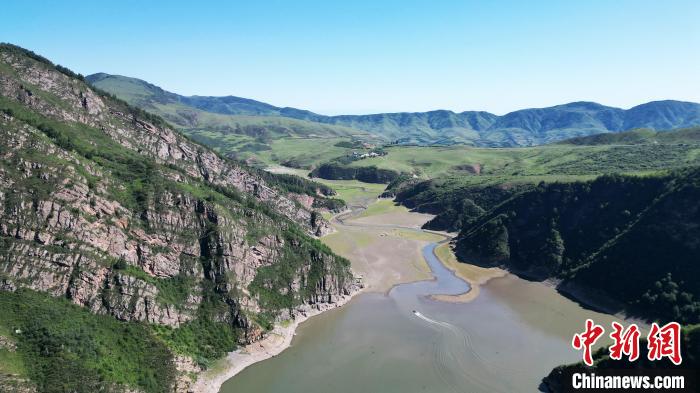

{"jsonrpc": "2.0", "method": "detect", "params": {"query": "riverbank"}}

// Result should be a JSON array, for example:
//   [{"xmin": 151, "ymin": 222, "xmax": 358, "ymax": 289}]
[
  {"xmin": 324, "ymin": 203, "xmax": 439, "ymax": 292},
  {"xmin": 190, "ymin": 290, "xmax": 361, "ymax": 393},
  {"xmin": 430, "ymin": 242, "xmax": 507, "ymax": 303},
  {"xmin": 192, "ymin": 183, "xmax": 422, "ymax": 391},
  {"xmin": 209, "ymin": 191, "xmax": 636, "ymax": 393},
  {"xmin": 190, "ymin": 173, "xmax": 381, "ymax": 393}
]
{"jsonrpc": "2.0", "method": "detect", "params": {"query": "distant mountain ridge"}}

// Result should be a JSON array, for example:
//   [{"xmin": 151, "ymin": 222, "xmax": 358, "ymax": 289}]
[
  {"xmin": 87, "ymin": 73, "xmax": 700, "ymax": 146},
  {"xmin": 559, "ymin": 126, "xmax": 700, "ymax": 146},
  {"xmin": 86, "ymin": 72, "xmax": 367, "ymax": 140}
]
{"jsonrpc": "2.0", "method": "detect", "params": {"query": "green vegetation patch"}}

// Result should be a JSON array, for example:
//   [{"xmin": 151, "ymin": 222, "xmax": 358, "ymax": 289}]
[
  {"xmin": 250, "ymin": 226, "xmax": 351, "ymax": 316},
  {"xmin": 113, "ymin": 262, "xmax": 196, "ymax": 307},
  {"xmin": 152, "ymin": 318, "xmax": 239, "ymax": 369},
  {"xmin": 342, "ymin": 141, "xmax": 700, "ymax": 179},
  {"xmin": 0, "ymin": 289, "xmax": 176, "ymax": 393},
  {"xmin": 455, "ymin": 169, "xmax": 700, "ymax": 323},
  {"xmin": 311, "ymin": 162, "xmax": 399, "ymax": 183}
]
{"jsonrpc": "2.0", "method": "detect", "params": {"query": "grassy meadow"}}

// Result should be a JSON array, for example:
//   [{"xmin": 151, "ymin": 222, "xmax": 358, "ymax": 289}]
[
  {"xmin": 267, "ymin": 165, "xmax": 387, "ymax": 206},
  {"xmin": 347, "ymin": 143, "xmax": 700, "ymax": 179}
]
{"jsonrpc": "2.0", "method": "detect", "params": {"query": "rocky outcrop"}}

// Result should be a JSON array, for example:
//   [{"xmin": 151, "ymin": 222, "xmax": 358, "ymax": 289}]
[
  {"xmin": 277, "ymin": 274, "xmax": 363, "ymax": 322},
  {"xmin": 0, "ymin": 375, "xmax": 37, "ymax": 393},
  {"xmin": 0, "ymin": 44, "xmax": 357, "ymax": 392},
  {"xmin": 0, "ymin": 49, "xmax": 328, "ymax": 238}
]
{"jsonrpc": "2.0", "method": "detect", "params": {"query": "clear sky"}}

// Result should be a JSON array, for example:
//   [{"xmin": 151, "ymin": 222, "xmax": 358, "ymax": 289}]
[{"xmin": 2, "ymin": 0, "xmax": 699, "ymax": 115}]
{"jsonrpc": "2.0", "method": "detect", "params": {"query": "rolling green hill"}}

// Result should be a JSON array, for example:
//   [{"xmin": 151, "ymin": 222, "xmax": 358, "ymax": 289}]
[
  {"xmin": 83, "ymin": 75, "xmax": 370, "ymax": 141},
  {"xmin": 88, "ymin": 73, "xmax": 700, "ymax": 148},
  {"xmin": 309, "ymin": 126, "xmax": 700, "ymax": 183},
  {"xmin": 86, "ymin": 73, "xmax": 376, "ymax": 166},
  {"xmin": 559, "ymin": 126, "xmax": 700, "ymax": 146},
  {"xmin": 383, "ymin": 126, "xmax": 700, "ymax": 326},
  {"xmin": 385, "ymin": 129, "xmax": 700, "ymax": 237}
]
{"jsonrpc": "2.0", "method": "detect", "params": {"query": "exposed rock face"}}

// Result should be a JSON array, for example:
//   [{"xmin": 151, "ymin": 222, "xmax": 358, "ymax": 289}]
[
  {"xmin": 0, "ymin": 375, "xmax": 37, "ymax": 393},
  {"xmin": 0, "ymin": 44, "xmax": 357, "ymax": 392},
  {"xmin": 174, "ymin": 355, "xmax": 203, "ymax": 392},
  {"xmin": 0, "ymin": 335, "xmax": 16, "ymax": 352}
]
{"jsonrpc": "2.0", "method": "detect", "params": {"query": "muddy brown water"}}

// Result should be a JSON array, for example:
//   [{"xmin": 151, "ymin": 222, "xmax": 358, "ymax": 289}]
[{"xmin": 220, "ymin": 244, "xmax": 623, "ymax": 393}]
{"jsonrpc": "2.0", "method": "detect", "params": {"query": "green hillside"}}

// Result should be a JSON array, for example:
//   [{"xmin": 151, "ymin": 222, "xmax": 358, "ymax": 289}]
[
  {"xmin": 453, "ymin": 170, "xmax": 700, "ymax": 323},
  {"xmin": 88, "ymin": 73, "xmax": 700, "ymax": 148},
  {"xmin": 311, "ymin": 132, "xmax": 700, "ymax": 184},
  {"xmin": 388, "ymin": 128, "xmax": 700, "ymax": 232},
  {"xmin": 560, "ymin": 126, "xmax": 700, "ymax": 146},
  {"xmin": 86, "ymin": 74, "xmax": 377, "ymax": 166}
]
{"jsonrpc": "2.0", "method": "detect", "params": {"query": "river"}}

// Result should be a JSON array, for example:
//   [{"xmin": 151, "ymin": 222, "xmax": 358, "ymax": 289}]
[{"xmin": 219, "ymin": 199, "xmax": 625, "ymax": 392}]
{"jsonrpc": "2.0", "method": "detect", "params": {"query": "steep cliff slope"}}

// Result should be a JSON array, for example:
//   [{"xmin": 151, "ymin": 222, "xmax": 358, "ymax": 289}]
[
  {"xmin": 454, "ymin": 170, "xmax": 700, "ymax": 324},
  {"xmin": 0, "ymin": 44, "xmax": 357, "ymax": 393}
]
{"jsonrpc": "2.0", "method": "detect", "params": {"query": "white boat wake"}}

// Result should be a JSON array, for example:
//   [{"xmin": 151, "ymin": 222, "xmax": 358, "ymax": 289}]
[
  {"xmin": 412, "ymin": 310, "xmax": 453, "ymax": 329},
  {"xmin": 412, "ymin": 309, "xmax": 516, "ymax": 393}
]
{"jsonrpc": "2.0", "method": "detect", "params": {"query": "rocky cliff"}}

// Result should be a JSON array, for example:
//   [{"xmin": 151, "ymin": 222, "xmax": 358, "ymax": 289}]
[{"xmin": 0, "ymin": 44, "xmax": 358, "ymax": 393}]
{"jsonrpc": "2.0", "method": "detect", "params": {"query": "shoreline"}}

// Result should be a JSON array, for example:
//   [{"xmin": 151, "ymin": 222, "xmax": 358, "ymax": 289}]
[
  {"xmin": 429, "ymin": 242, "xmax": 507, "ymax": 303},
  {"xmin": 190, "ymin": 289, "xmax": 362, "ymax": 393},
  {"xmin": 190, "ymin": 182, "xmax": 368, "ymax": 393},
  {"xmin": 189, "ymin": 193, "xmax": 505, "ymax": 392}
]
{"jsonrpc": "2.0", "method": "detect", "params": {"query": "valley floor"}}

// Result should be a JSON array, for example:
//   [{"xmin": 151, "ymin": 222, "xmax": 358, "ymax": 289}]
[
  {"xmin": 195, "ymin": 174, "xmax": 639, "ymax": 393},
  {"xmin": 192, "ymin": 182, "xmax": 443, "ymax": 392},
  {"xmin": 192, "ymin": 175, "xmax": 488, "ymax": 392}
]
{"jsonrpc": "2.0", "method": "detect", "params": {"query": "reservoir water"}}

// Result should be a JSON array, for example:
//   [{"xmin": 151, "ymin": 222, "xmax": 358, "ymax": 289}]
[{"xmin": 220, "ymin": 243, "xmax": 623, "ymax": 392}]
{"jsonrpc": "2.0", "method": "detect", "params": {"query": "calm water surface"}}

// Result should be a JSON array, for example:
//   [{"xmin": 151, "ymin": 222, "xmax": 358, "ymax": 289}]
[{"xmin": 221, "ymin": 244, "xmax": 621, "ymax": 393}]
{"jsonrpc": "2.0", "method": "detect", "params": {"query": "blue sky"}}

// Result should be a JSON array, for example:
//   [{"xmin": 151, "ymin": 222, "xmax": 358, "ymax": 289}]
[{"xmin": 2, "ymin": 0, "xmax": 699, "ymax": 115}]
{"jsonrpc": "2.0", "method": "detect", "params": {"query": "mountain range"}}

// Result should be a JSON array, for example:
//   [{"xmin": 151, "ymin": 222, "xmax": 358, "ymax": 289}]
[{"xmin": 87, "ymin": 73, "xmax": 700, "ymax": 147}]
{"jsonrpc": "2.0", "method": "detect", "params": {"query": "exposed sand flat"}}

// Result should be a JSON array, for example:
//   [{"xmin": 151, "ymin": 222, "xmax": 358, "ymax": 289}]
[
  {"xmin": 388, "ymin": 228, "xmax": 444, "ymax": 242},
  {"xmin": 322, "ymin": 224, "xmax": 434, "ymax": 292},
  {"xmin": 430, "ymin": 242, "xmax": 507, "ymax": 303},
  {"xmin": 196, "ymin": 190, "xmax": 485, "ymax": 392},
  {"xmin": 193, "ymin": 192, "xmax": 438, "ymax": 392},
  {"xmin": 349, "ymin": 210, "xmax": 435, "ymax": 228},
  {"xmin": 333, "ymin": 200, "xmax": 501, "ymax": 301},
  {"xmin": 348, "ymin": 205, "xmax": 435, "ymax": 229},
  {"xmin": 320, "ymin": 196, "xmax": 447, "ymax": 293}
]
